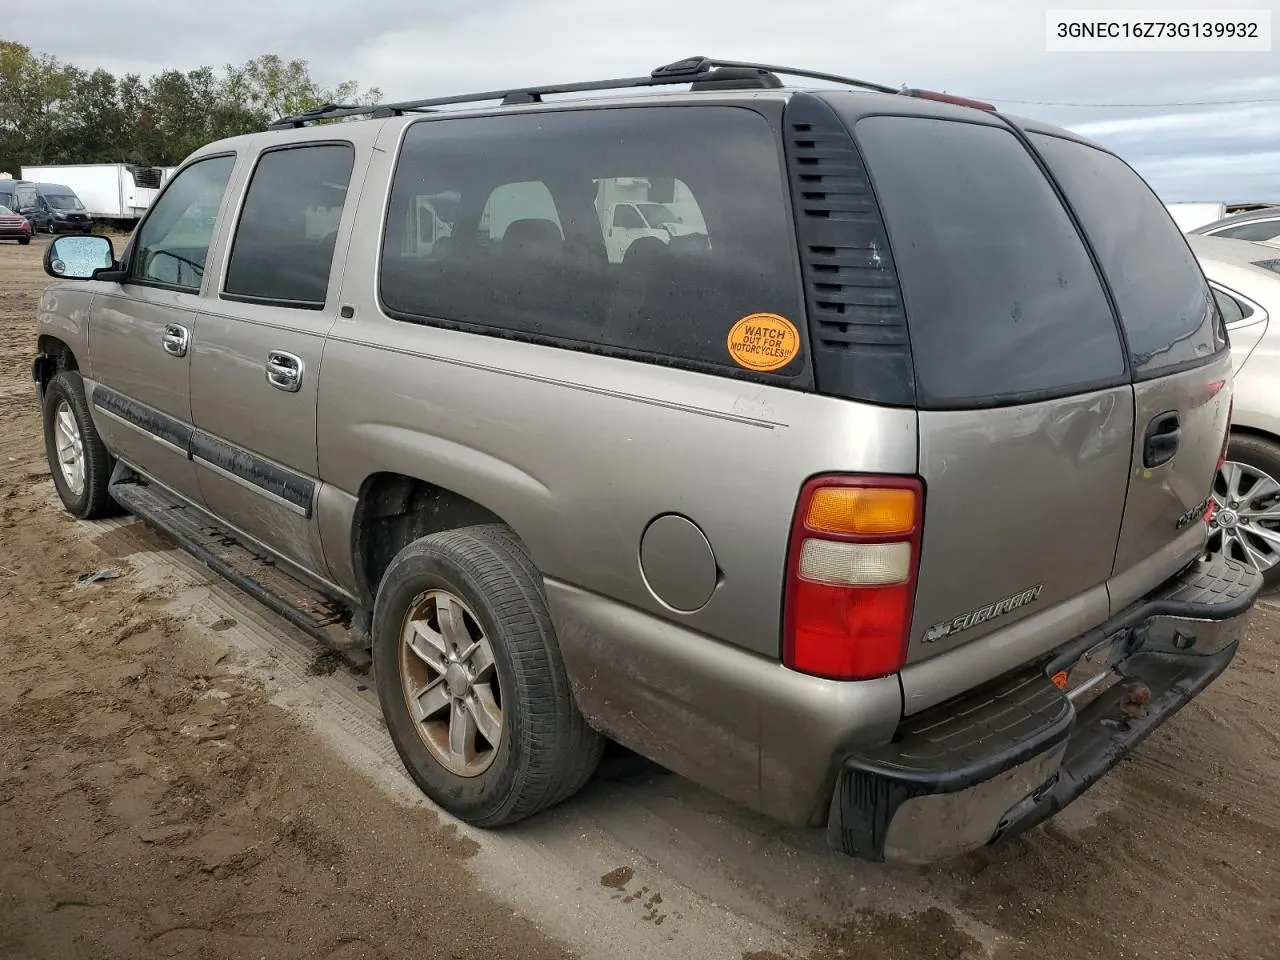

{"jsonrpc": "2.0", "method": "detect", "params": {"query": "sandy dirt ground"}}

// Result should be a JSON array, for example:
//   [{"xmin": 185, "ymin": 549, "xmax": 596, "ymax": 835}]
[{"xmin": 2, "ymin": 235, "xmax": 1280, "ymax": 960}]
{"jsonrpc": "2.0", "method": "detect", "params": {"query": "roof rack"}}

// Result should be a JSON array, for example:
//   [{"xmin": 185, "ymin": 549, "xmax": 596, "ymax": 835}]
[{"xmin": 267, "ymin": 56, "xmax": 988, "ymax": 129}]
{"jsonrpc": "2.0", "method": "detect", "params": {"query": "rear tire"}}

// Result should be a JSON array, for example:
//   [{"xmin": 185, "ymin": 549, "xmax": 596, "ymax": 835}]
[
  {"xmin": 372, "ymin": 524, "xmax": 603, "ymax": 826},
  {"xmin": 41, "ymin": 372, "xmax": 117, "ymax": 520},
  {"xmin": 1210, "ymin": 433, "xmax": 1280, "ymax": 590}
]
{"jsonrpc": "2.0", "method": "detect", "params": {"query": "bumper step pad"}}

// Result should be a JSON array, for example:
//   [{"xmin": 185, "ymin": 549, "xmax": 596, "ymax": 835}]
[{"xmin": 828, "ymin": 555, "xmax": 1261, "ymax": 861}]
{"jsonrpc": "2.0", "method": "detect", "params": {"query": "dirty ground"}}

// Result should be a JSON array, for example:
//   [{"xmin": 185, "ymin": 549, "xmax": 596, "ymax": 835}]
[{"xmin": 2, "ymin": 238, "xmax": 1280, "ymax": 959}]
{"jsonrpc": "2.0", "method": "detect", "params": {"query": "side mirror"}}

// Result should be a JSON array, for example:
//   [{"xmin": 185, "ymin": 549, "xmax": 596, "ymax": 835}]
[{"xmin": 45, "ymin": 234, "xmax": 115, "ymax": 280}]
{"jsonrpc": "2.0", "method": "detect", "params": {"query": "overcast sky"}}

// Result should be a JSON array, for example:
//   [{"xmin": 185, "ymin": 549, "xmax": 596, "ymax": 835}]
[{"xmin": 5, "ymin": 0, "xmax": 1278, "ymax": 202}]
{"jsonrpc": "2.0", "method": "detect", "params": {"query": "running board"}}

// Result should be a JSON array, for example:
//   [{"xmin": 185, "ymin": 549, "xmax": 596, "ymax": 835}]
[{"xmin": 108, "ymin": 471, "xmax": 355, "ymax": 648}]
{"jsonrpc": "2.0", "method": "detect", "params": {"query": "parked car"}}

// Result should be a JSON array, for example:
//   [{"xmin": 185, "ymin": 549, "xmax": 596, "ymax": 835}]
[
  {"xmin": 12, "ymin": 181, "xmax": 93, "ymax": 234},
  {"xmin": 1188, "ymin": 234, "xmax": 1280, "ymax": 587},
  {"xmin": 0, "ymin": 204, "xmax": 33, "ymax": 244},
  {"xmin": 30, "ymin": 56, "xmax": 1259, "ymax": 863},
  {"xmin": 1191, "ymin": 206, "xmax": 1280, "ymax": 246}
]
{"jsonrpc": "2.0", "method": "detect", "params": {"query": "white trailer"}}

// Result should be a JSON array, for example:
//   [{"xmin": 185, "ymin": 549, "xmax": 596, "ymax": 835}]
[
  {"xmin": 19, "ymin": 163, "xmax": 166, "ymax": 222},
  {"xmin": 1165, "ymin": 201, "xmax": 1227, "ymax": 233}
]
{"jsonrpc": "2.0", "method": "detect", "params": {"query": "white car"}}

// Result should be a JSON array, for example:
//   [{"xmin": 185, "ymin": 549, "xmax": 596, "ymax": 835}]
[
  {"xmin": 1190, "ymin": 234, "xmax": 1280, "ymax": 586},
  {"xmin": 1190, "ymin": 206, "xmax": 1280, "ymax": 247}
]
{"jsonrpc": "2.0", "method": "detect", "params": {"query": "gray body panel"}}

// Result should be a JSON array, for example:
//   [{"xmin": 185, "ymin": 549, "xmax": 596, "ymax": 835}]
[
  {"xmin": 1112, "ymin": 355, "xmax": 1231, "ymax": 575},
  {"xmin": 909, "ymin": 387, "xmax": 1134, "ymax": 660},
  {"xmin": 36, "ymin": 285, "xmax": 93, "ymax": 377},
  {"xmin": 190, "ymin": 308, "xmax": 330, "ymax": 575},
  {"xmin": 87, "ymin": 287, "xmax": 201, "ymax": 499}
]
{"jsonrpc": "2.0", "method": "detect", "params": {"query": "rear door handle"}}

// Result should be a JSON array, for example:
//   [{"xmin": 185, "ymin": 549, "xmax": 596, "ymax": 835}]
[
  {"xmin": 1143, "ymin": 410, "xmax": 1181, "ymax": 468},
  {"xmin": 266, "ymin": 350, "xmax": 304, "ymax": 393},
  {"xmin": 162, "ymin": 323, "xmax": 189, "ymax": 357}
]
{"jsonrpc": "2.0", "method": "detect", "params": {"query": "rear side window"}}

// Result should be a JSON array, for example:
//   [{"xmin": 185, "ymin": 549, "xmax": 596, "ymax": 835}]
[
  {"xmin": 224, "ymin": 143, "xmax": 355, "ymax": 308},
  {"xmin": 1211, "ymin": 287, "xmax": 1251, "ymax": 326},
  {"xmin": 380, "ymin": 107, "xmax": 805, "ymax": 378},
  {"xmin": 854, "ymin": 116, "xmax": 1124, "ymax": 407},
  {"xmin": 1029, "ymin": 134, "xmax": 1221, "ymax": 377}
]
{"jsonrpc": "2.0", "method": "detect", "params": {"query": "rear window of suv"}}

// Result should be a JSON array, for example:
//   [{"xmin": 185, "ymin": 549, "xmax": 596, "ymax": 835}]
[
  {"xmin": 1029, "ymin": 133, "xmax": 1222, "ymax": 377},
  {"xmin": 380, "ymin": 106, "xmax": 806, "ymax": 380},
  {"xmin": 854, "ymin": 116, "xmax": 1126, "ymax": 408}
]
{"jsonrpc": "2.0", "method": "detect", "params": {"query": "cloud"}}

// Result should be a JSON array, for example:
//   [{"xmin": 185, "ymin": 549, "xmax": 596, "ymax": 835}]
[{"xmin": 4, "ymin": 0, "xmax": 1278, "ymax": 200}]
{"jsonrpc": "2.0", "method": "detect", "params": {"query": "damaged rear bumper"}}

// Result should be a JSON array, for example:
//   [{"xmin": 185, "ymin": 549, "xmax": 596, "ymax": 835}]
[{"xmin": 826, "ymin": 554, "xmax": 1260, "ymax": 863}]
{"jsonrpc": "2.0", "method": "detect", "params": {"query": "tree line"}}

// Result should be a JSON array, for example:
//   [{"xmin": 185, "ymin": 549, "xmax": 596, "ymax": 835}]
[{"xmin": 0, "ymin": 40, "xmax": 380, "ymax": 176}]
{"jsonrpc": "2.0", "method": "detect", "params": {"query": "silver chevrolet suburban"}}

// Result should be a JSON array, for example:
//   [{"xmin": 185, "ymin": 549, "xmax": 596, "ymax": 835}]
[{"xmin": 32, "ymin": 57, "xmax": 1260, "ymax": 862}]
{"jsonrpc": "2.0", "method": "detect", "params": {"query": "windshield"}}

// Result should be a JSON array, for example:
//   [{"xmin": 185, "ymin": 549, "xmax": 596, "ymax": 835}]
[
  {"xmin": 46, "ymin": 194, "xmax": 85, "ymax": 211},
  {"xmin": 0, "ymin": 205, "xmax": 13, "ymax": 215},
  {"xmin": 636, "ymin": 202, "xmax": 681, "ymax": 227}
]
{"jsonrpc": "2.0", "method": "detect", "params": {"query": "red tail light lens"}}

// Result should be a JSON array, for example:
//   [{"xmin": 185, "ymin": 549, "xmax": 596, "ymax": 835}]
[{"xmin": 783, "ymin": 476, "xmax": 923, "ymax": 680}]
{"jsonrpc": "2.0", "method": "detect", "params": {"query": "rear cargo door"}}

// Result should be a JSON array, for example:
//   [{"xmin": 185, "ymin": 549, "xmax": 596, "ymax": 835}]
[
  {"xmin": 1028, "ymin": 133, "xmax": 1232, "ymax": 607},
  {"xmin": 851, "ymin": 115, "xmax": 1136, "ymax": 664}
]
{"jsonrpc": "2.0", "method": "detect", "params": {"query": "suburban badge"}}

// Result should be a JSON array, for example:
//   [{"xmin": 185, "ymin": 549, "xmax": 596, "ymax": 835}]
[{"xmin": 923, "ymin": 584, "xmax": 1045, "ymax": 643}]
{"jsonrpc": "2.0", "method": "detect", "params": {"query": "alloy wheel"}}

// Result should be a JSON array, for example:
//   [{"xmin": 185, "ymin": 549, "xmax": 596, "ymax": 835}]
[
  {"xmin": 398, "ymin": 589, "xmax": 503, "ymax": 777},
  {"xmin": 1208, "ymin": 459, "xmax": 1280, "ymax": 576}
]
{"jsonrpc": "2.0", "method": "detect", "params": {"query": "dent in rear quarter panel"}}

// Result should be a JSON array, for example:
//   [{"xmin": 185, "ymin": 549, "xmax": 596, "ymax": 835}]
[
  {"xmin": 901, "ymin": 387, "xmax": 1135, "ymax": 714},
  {"xmin": 37, "ymin": 285, "xmax": 94, "ymax": 377}
]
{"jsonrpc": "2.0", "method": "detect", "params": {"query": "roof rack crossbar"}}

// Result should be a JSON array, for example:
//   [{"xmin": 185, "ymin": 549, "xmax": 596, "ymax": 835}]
[{"xmin": 266, "ymin": 56, "xmax": 907, "ymax": 129}]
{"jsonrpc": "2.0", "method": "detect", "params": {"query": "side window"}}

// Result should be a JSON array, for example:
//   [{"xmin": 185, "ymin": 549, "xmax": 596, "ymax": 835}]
[
  {"xmin": 1215, "ymin": 220, "xmax": 1280, "ymax": 244},
  {"xmin": 380, "ymin": 107, "xmax": 804, "ymax": 377},
  {"xmin": 132, "ymin": 155, "xmax": 236, "ymax": 290},
  {"xmin": 613, "ymin": 204, "xmax": 645, "ymax": 229},
  {"xmin": 1211, "ymin": 286, "xmax": 1252, "ymax": 327},
  {"xmin": 224, "ymin": 143, "xmax": 355, "ymax": 308},
  {"xmin": 854, "ymin": 116, "xmax": 1125, "ymax": 406},
  {"xmin": 1030, "ymin": 133, "xmax": 1221, "ymax": 377}
]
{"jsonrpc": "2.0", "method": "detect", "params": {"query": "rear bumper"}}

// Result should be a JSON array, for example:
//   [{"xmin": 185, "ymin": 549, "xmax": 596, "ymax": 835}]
[{"xmin": 827, "ymin": 554, "xmax": 1260, "ymax": 862}]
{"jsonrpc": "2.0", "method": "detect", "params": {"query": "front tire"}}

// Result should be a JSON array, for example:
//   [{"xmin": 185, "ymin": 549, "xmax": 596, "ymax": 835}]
[
  {"xmin": 41, "ymin": 372, "xmax": 116, "ymax": 520},
  {"xmin": 372, "ymin": 524, "xmax": 603, "ymax": 826},
  {"xmin": 1210, "ymin": 433, "xmax": 1280, "ymax": 590},
  {"xmin": 18, "ymin": 237, "xmax": 30, "ymax": 246}
]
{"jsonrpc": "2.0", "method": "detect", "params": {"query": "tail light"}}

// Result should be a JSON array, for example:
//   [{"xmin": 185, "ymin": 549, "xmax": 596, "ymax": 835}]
[{"xmin": 783, "ymin": 475, "xmax": 923, "ymax": 680}]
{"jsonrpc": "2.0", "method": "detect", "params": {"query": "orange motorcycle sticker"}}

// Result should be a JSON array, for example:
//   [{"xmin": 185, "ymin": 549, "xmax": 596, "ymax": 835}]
[{"xmin": 726, "ymin": 313, "xmax": 801, "ymax": 372}]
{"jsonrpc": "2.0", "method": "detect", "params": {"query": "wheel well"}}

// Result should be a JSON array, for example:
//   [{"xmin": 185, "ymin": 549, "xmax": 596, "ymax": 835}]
[
  {"xmin": 1230, "ymin": 424, "xmax": 1280, "ymax": 450},
  {"xmin": 34, "ymin": 336, "xmax": 79, "ymax": 397},
  {"xmin": 353, "ymin": 473, "xmax": 504, "ymax": 602}
]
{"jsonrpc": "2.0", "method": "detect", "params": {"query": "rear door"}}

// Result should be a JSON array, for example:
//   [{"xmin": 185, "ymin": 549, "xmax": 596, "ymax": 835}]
[
  {"xmin": 190, "ymin": 140, "xmax": 359, "ymax": 578},
  {"xmin": 849, "ymin": 114, "xmax": 1136, "ymax": 666},
  {"xmin": 1028, "ymin": 133, "xmax": 1232, "ymax": 608}
]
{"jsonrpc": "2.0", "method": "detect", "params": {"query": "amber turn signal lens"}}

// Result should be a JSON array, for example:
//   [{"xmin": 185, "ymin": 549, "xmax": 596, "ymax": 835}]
[
  {"xmin": 805, "ymin": 487, "xmax": 917, "ymax": 536},
  {"xmin": 1050, "ymin": 671, "xmax": 1069, "ymax": 690}
]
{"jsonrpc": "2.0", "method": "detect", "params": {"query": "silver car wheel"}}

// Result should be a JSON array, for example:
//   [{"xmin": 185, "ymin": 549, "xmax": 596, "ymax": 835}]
[
  {"xmin": 399, "ymin": 589, "xmax": 503, "ymax": 778},
  {"xmin": 53, "ymin": 400, "xmax": 86, "ymax": 497},
  {"xmin": 1208, "ymin": 459, "xmax": 1280, "ymax": 575}
]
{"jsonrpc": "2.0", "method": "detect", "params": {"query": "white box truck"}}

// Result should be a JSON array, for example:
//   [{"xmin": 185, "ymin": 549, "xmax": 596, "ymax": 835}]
[{"xmin": 19, "ymin": 163, "xmax": 166, "ymax": 223}]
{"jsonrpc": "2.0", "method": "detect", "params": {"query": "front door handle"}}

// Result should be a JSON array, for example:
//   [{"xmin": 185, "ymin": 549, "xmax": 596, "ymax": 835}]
[
  {"xmin": 162, "ymin": 323, "xmax": 189, "ymax": 358},
  {"xmin": 266, "ymin": 351, "xmax": 304, "ymax": 393},
  {"xmin": 1143, "ymin": 410, "xmax": 1181, "ymax": 468}
]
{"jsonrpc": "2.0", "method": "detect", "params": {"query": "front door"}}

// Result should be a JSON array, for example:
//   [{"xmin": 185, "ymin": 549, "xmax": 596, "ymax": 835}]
[
  {"xmin": 87, "ymin": 154, "xmax": 238, "ymax": 502},
  {"xmin": 190, "ymin": 141, "xmax": 359, "ymax": 580}
]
